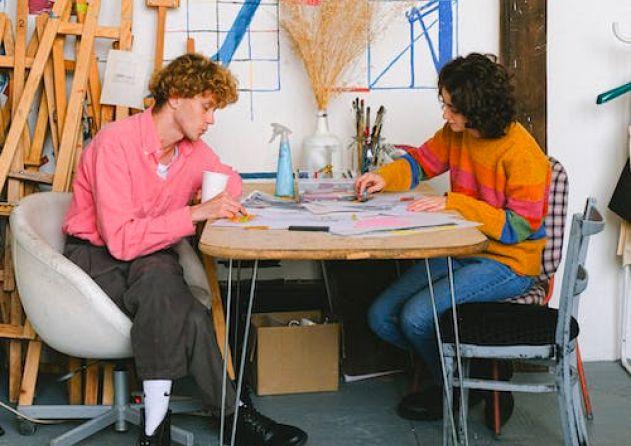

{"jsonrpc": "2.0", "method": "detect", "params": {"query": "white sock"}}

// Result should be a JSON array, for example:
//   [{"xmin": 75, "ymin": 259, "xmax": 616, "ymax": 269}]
[{"xmin": 143, "ymin": 380, "xmax": 172, "ymax": 436}]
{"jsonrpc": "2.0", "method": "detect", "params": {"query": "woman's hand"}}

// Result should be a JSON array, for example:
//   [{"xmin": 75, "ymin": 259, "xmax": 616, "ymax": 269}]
[
  {"xmin": 407, "ymin": 196, "xmax": 447, "ymax": 212},
  {"xmin": 355, "ymin": 172, "xmax": 386, "ymax": 199},
  {"xmin": 189, "ymin": 192, "xmax": 247, "ymax": 222}
]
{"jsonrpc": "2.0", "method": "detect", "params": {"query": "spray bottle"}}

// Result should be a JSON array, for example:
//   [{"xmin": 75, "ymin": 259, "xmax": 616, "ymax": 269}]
[{"xmin": 270, "ymin": 123, "xmax": 295, "ymax": 197}]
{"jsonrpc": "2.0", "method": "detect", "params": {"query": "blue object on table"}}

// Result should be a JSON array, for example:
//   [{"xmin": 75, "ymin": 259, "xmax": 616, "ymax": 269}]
[{"xmin": 270, "ymin": 123, "xmax": 295, "ymax": 198}]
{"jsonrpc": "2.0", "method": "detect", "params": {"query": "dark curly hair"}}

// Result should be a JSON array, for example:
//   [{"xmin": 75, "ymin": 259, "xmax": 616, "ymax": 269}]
[
  {"xmin": 438, "ymin": 53, "xmax": 515, "ymax": 138},
  {"xmin": 149, "ymin": 53, "xmax": 238, "ymax": 111}
]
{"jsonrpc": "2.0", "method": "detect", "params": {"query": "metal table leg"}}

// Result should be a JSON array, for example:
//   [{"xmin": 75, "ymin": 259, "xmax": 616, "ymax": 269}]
[
  {"xmin": 219, "ymin": 259, "xmax": 234, "ymax": 446},
  {"xmin": 219, "ymin": 259, "xmax": 260, "ymax": 446},
  {"xmin": 425, "ymin": 257, "xmax": 468, "ymax": 446}
]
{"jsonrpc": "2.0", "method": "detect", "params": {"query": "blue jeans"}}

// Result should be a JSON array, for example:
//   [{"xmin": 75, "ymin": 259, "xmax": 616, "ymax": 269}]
[{"xmin": 367, "ymin": 257, "xmax": 534, "ymax": 383}]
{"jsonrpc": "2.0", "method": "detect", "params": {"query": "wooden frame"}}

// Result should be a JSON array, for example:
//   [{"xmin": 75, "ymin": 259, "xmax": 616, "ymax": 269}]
[{"xmin": 500, "ymin": 0, "xmax": 547, "ymax": 151}]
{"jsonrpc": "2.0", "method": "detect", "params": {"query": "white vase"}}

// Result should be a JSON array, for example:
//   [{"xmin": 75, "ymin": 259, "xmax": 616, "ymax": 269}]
[{"xmin": 303, "ymin": 109, "xmax": 342, "ymax": 176}]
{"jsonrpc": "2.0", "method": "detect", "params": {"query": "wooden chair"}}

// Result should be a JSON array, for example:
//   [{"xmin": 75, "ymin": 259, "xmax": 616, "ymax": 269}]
[{"xmin": 440, "ymin": 198, "xmax": 604, "ymax": 446}]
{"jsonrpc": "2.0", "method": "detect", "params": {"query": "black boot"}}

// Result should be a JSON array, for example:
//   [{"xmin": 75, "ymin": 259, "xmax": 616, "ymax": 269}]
[
  {"xmin": 138, "ymin": 409, "xmax": 171, "ymax": 446},
  {"xmin": 397, "ymin": 385, "xmax": 443, "ymax": 421},
  {"xmin": 225, "ymin": 403, "xmax": 307, "ymax": 446},
  {"xmin": 397, "ymin": 384, "xmax": 484, "ymax": 421}
]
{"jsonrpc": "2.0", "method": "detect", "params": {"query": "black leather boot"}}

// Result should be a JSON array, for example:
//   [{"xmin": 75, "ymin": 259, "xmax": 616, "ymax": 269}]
[
  {"xmin": 138, "ymin": 409, "xmax": 172, "ymax": 446},
  {"xmin": 397, "ymin": 385, "xmax": 485, "ymax": 421},
  {"xmin": 225, "ymin": 403, "xmax": 307, "ymax": 446}
]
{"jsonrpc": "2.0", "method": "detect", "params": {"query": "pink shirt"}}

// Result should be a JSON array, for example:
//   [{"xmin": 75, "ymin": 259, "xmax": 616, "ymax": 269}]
[{"xmin": 63, "ymin": 108, "xmax": 242, "ymax": 261}]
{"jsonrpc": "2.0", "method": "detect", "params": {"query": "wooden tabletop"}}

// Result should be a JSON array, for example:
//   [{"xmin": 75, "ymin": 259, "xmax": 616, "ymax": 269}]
[{"xmin": 198, "ymin": 181, "xmax": 488, "ymax": 261}]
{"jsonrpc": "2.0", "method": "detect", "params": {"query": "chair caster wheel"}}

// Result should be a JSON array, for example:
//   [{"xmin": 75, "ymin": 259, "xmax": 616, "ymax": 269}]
[{"xmin": 17, "ymin": 418, "xmax": 37, "ymax": 436}]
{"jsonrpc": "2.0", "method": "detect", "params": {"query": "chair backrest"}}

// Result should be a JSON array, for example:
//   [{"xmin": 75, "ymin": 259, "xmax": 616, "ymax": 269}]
[
  {"xmin": 10, "ymin": 192, "xmax": 133, "ymax": 359},
  {"xmin": 555, "ymin": 198, "xmax": 604, "ymax": 348},
  {"xmin": 540, "ymin": 157, "xmax": 570, "ymax": 280},
  {"xmin": 509, "ymin": 157, "xmax": 569, "ymax": 305}
]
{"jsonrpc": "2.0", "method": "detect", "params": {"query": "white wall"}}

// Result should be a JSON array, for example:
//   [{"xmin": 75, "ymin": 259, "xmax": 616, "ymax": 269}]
[
  {"xmin": 548, "ymin": 0, "xmax": 631, "ymax": 361},
  {"xmin": 117, "ymin": 0, "xmax": 499, "ymax": 175}
]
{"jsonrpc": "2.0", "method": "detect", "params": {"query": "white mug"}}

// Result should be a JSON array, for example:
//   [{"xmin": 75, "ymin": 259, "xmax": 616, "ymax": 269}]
[{"xmin": 202, "ymin": 171, "xmax": 228, "ymax": 202}]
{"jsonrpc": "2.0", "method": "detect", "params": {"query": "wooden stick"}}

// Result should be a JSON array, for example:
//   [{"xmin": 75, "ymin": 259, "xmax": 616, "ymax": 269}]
[
  {"xmin": 58, "ymin": 22, "xmax": 120, "ymax": 39},
  {"xmin": 52, "ymin": 1, "xmax": 73, "ymax": 142},
  {"xmin": 147, "ymin": 0, "xmax": 180, "ymax": 71},
  {"xmin": 84, "ymin": 361, "xmax": 99, "ymax": 405},
  {"xmin": 18, "ymin": 340, "xmax": 42, "ymax": 406},
  {"xmin": 202, "ymin": 255, "xmax": 235, "ymax": 380},
  {"xmin": 115, "ymin": 0, "xmax": 134, "ymax": 120},
  {"xmin": 8, "ymin": 0, "xmax": 29, "ymax": 201},
  {"xmin": 36, "ymin": 14, "xmax": 59, "ymax": 157},
  {"xmin": 76, "ymin": 0, "xmax": 101, "ymax": 133},
  {"xmin": 52, "ymin": 0, "xmax": 101, "ymax": 192},
  {"xmin": 101, "ymin": 363, "xmax": 114, "ymax": 405},
  {"xmin": 67, "ymin": 357, "xmax": 82, "ymax": 405},
  {"xmin": 155, "ymin": 6, "xmax": 166, "ymax": 71}
]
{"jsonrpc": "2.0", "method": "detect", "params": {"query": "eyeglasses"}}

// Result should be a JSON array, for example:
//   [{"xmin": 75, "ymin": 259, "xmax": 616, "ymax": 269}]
[{"xmin": 440, "ymin": 101, "xmax": 460, "ymax": 114}]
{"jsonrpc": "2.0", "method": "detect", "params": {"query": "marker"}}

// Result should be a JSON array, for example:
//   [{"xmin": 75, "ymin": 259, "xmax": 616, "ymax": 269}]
[{"xmin": 288, "ymin": 225, "xmax": 330, "ymax": 232}]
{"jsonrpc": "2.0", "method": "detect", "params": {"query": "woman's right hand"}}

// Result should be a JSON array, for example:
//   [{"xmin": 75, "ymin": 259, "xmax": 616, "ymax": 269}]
[
  {"xmin": 189, "ymin": 192, "xmax": 247, "ymax": 222},
  {"xmin": 355, "ymin": 172, "xmax": 386, "ymax": 199}
]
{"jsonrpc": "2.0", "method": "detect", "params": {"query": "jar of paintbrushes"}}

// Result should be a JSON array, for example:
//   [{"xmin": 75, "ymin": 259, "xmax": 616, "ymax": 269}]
[{"xmin": 350, "ymin": 98, "xmax": 387, "ymax": 175}]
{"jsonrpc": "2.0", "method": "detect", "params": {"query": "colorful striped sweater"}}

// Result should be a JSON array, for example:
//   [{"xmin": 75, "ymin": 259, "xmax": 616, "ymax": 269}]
[{"xmin": 376, "ymin": 122, "xmax": 551, "ymax": 276}]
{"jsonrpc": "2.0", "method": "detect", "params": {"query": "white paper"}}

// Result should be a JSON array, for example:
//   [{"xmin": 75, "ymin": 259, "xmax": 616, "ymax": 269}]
[
  {"xmin": 328, "ymin": 213, "xmax": 461, "ymax": 236},
  {"xmin": 100, "ymin": 50, "xmax": 151, "ymax": 109}
]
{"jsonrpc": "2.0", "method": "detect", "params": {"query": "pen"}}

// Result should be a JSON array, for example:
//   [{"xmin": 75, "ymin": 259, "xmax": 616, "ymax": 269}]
[{"xmin": 288, "ymin": 225, "xmax": 330, "ymax": 232}]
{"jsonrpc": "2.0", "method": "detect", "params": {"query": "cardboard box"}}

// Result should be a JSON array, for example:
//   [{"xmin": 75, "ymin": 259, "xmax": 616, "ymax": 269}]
[{"xmin": 250, "ymin": 311, "xmax": 340, "ymax": 396}]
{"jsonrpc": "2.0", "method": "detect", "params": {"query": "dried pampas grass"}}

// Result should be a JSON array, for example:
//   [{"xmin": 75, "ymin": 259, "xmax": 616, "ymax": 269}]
[{"xmin": 280, "ymin": 0, "xmax": 398, "ymax": 110}]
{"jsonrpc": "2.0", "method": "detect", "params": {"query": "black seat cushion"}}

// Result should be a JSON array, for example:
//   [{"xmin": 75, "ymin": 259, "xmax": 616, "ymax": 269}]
[{"xmin": 439, "ymin": 302, "xmax": 579, "ymax": 346}]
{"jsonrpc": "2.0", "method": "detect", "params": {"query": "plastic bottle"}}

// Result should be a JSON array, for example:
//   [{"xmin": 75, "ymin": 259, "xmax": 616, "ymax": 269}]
[
  {"xmin": 270, "ymin": 123, "xmax": 295, "ymax": 197},
  {"xmin": 303, "ymin": 110, "xmax": 342, "ymax": 176}
]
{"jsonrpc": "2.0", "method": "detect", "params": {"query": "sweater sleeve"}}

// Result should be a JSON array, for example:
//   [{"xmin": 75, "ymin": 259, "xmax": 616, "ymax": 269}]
[
  {"xmin": 446, "ymin": 149, "xmax": 550, "ymax": 244},
  {"xmin": 376, "ymin": 125, "xmax": 451, "ymax": 191}
]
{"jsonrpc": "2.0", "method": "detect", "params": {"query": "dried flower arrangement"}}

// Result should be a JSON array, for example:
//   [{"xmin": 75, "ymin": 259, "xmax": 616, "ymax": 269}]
[{"xmin": 279, "ymin": 0, "xmax": 385, "ymax": 110}]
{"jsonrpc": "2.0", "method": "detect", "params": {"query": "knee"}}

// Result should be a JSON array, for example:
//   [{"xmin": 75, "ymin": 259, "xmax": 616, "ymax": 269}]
[
  {"xmin": 399, "ymin": 306, "xmax": 433, "ymax": 340},
  {"xmin": 187, "ymin": 302, "xmax": 212, "ymax": 330},
  {"xmin": 130, "ymin": 253, "xmax": 183, "ymax": 285},
  {"xmin": 367, "ymin": 301, "xmax": 390, "ymax": 336}
]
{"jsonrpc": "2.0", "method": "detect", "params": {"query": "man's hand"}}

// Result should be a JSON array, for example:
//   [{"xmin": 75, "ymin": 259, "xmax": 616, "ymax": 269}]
[
  {"xmin": 355, "ymin": 172, "xmax": 386, "ymax": 199},
  {"xmin": 189, "ymin": 192, "xmax": 247, "ymax": 222},
  {"xmin": 406, "ymin": 196, "xmax": 447, "ymax": 212}
]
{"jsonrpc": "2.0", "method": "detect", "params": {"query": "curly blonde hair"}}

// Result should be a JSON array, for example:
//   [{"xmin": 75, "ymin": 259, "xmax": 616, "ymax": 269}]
[{"xmin": 149, "ymin": 53, "xmax": 238, "ymax": 110}]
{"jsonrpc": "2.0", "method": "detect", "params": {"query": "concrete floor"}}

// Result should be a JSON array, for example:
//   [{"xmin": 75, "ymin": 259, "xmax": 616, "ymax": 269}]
[{"xmin": 0, "ymin": 361, "xmax": 629, "ymax": 445}]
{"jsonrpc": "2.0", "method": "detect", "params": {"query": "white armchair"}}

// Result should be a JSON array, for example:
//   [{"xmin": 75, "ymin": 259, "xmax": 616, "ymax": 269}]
[{"xmin": 10, "ymin": 191, "xmax": 208, "ymax": 446}]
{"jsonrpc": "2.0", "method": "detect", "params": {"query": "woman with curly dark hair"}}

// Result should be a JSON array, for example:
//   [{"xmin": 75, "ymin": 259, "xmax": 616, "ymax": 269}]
[{"xmin": 355, "ymin": 53, "xmax": 551, "ymax": 425}]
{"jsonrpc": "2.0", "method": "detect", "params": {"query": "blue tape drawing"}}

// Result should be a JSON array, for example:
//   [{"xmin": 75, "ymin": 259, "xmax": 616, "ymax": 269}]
[
  {"xmin": 212, "ymin": 0, "xmax": 262, "ymax": 66},
  {"xmin": 369, "ymin": 0, "xmax": 457, "ymax": 90}
]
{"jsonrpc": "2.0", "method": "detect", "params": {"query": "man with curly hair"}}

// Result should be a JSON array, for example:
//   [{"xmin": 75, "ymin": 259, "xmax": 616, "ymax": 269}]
[
  {"xmin": 356, "ymin": 53, "xmax": 551, "ymax": 426},
  {"xmin": 62, "ymin": 53, "xmax": 307, "ymax": 446}
]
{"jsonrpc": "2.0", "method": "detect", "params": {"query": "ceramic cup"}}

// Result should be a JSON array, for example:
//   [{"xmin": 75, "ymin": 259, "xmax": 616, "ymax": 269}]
[{"xmin": 202, "ymin": 171, "xmax": 228, "ymax": 202}]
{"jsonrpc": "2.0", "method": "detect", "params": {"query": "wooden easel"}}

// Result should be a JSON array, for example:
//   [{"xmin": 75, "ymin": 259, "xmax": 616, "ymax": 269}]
[{"xmin": 146, "ymin": 0, "xmax": 180, "ymax": 71}]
